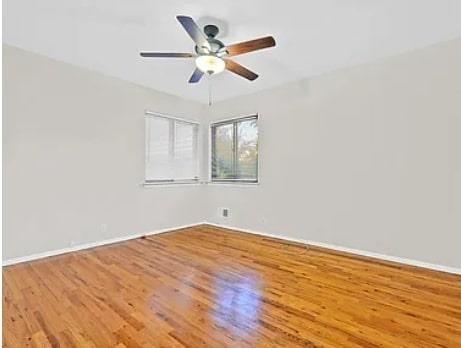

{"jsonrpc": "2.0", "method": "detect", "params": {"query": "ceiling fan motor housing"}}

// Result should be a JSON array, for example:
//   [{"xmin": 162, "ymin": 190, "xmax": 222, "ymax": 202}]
[
  {"xmin": 194, "ymin": 24, "xmax": 226, "ymax": 56},
  {"xmin": 195, "ymin": 39, "xmax": 225, "ymax": 55}
]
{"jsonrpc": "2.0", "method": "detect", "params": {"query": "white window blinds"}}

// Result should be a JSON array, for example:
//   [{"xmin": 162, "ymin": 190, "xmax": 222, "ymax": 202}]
[{"xmin": 145, "ymin": 113, "xmax": 199, "ymax": 184}]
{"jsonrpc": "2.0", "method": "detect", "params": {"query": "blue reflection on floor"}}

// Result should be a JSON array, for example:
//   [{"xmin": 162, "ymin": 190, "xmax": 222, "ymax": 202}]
[{"xmin": 211, "ymin": 273, "xmax": 263, "ymax": 339}]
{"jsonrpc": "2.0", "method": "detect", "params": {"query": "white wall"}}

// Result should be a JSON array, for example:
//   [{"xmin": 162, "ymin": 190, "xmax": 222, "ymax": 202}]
[
  {"xmin": 3, "ymin": 45, "xmax": 206, "ymax": 260},
  {"xmin": 205, "ymin": 38, "xmax": 461, "ymax": 269},
  {"xmin": 4, "ymin": 38, "xmax": 461, "ymax": 270}
]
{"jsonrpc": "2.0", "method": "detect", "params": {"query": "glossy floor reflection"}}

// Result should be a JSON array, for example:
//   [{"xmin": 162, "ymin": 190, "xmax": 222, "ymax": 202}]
[
  {"xmin": 212, "ymin": 275, "xmax": 263, "ymax": 340},
  {"xmin": 3, "ymin": 225, "xmax": 461, "ymax": 347}
]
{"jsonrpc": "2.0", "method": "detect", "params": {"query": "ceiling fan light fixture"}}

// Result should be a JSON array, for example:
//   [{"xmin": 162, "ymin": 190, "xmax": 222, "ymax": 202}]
[
  {"xmin": 195, "ymin": 55, "xmax": 225, "ymax": 75},
  {"xmin": 140, "ymin": 15, "xmax": 276, "ymax": 83}
]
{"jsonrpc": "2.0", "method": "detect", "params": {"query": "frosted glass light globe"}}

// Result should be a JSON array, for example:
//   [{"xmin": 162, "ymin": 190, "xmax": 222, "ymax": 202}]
[{"xmin": 195, "ymin": 55, "xmax": 225, "ymax": 74}]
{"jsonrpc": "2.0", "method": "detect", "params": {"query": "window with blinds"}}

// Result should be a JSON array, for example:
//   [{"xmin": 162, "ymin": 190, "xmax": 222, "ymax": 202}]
[
  {"xmin": 145, "ymin": 113, "xmax": 199, "ymax": 184},
  {"xmin": 211, "ymin": 115, "xmax": 258, "ymax": 183}
]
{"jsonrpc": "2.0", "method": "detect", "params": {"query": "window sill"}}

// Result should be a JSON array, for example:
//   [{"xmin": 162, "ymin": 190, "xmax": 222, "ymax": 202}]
[
  {"xmin": 142, "ymin": 181, "xmax": 202, "ymax": 187},
  {"xmin": 206, "ymin": 181, "xmax": 259, "ymax": 187},
  {"xmin": 141, "ymin": 181, "xmax": 259, "ymax": 188}
]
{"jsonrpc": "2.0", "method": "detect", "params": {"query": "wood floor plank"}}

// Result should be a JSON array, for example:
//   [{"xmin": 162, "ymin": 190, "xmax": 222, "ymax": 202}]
[{"xmin": 3, "ymin": 225, "xmax": 461, "ymax": 347}]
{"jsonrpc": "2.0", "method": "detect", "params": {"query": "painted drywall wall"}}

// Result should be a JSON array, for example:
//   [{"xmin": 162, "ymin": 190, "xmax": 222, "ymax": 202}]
[
  {"xmin": 205, "ymin": 38, "xmax": 461, "ymax": 269},
  {"xmin": 3, "ymin": 44, "xmax": 207, "ymax": 260},
  {"xmin": 4, "ymin": 38, "xmax": 461, "ymax": 269}
]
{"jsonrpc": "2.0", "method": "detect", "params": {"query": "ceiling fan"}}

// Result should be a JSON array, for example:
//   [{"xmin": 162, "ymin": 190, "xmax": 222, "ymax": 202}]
[{"xmin": 140, "ymin": 15, "xmax": 276, "ymax": 83}]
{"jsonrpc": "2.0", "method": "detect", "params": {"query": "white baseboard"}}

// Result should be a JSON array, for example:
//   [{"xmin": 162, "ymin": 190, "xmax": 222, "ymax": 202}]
[
  {"xmin": 2, "ymin": 222, "xmax": 205, "ymax": 267},
  {"xmin": 5, "ymin": 221, "xmax": 461, "ymax": 276},
  {"xmin": 204, "ymin": 222, "xmax": 461, "ymax": 276}
]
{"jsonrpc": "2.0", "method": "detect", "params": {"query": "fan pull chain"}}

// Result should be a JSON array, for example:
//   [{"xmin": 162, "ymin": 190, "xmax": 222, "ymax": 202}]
[{"xmin": 208, "ymin": 73, "xmax": 213, "ymax": 106}]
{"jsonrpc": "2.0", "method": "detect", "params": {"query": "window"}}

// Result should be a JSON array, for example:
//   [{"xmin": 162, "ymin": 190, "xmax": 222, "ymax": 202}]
[
  {"xmin": 211, "ymin": 115, "xmax": 258, "ymax": 183},
  {"xmin": 145, "ymin": 112, "xmax": 199, "ymax": 184}
]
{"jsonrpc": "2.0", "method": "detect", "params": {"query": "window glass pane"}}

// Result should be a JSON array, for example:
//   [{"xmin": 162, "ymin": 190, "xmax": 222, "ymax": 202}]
[
  {"xmin": 211, "ymin": 116, "xmax": 258, "ymax": 182},
  {"xmin": 212, "ymin": 123, "xmax": 234, "ymax": 179},
  {"xmin": 237, "ymin": 119, "xmax": 258, "ymax": 180}
]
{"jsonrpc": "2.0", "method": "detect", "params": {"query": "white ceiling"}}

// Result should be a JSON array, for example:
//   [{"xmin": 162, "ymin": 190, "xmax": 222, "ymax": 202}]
[{"xmin": 4, "ymin": 0, "xmax": 461, "ymax": 104}]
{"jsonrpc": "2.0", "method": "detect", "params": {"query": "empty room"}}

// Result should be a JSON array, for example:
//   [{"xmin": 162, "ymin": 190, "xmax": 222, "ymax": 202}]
[{"xmin": 2, "ymin": 1, "xmax": 461, "ymax": 347}]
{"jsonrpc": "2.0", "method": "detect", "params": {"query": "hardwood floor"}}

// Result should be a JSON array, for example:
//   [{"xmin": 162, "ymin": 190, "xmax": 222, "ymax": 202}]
[{"xmin": 3, "ymin": 225, "xmax": 461, "ymax": 347}]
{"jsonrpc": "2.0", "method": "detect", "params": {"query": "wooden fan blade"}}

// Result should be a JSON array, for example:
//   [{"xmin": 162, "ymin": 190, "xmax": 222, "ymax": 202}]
[
  {"xmin": 225, "ymin": 60, "xmax": 258, "ymax": 81},
  {"xmin": 176, "ymin": 16, "xmax": 210, "ymax": 50},
  {"xmin": 140, "ymin": 52, "xmax": 195, "ymax": 58},
  {"xmin": 226, "ymin": 36, "xmax": 276, "ymax": 57},
  {"xmin": 189, "ymin": 68, "xmax": 204, "ymax": 83}
]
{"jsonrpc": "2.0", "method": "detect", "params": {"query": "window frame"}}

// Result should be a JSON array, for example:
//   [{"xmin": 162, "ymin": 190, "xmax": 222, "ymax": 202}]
[
  {"xmin": 144, "ymin": 111, "xmax": 200, "ymax": 186},
  {"xmin": 209, "ymin": 115, "xmax": 259, "ymax": 185}
]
